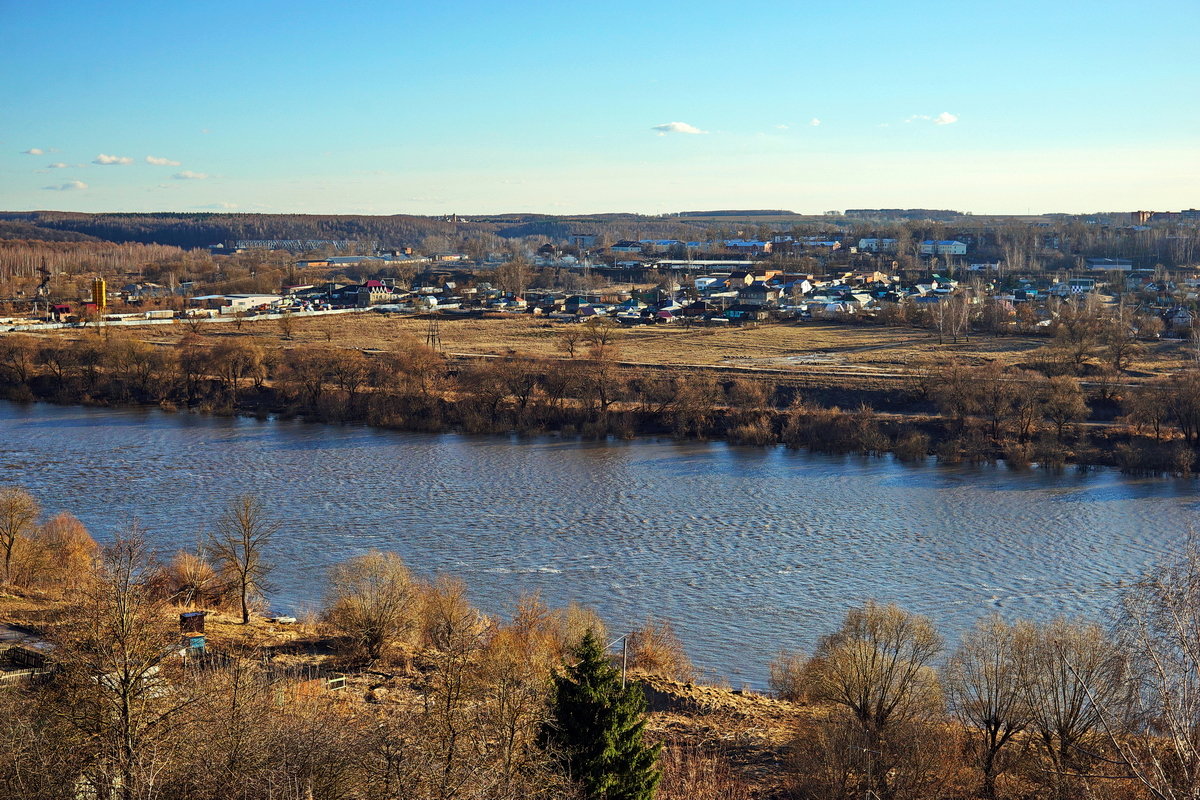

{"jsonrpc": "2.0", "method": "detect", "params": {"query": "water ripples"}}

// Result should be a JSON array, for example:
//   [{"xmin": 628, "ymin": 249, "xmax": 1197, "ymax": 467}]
[{"xmin": 2, "ymin": 401, "xmax": 1198, "ymax": 685}]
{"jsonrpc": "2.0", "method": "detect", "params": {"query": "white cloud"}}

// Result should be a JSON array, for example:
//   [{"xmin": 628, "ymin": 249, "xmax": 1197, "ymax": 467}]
[
  {"xmin": 47, "ymin": 162, "xmax": 69, "ymax": 169},
  {"xmin": 43, "ymin": 180, "xmax": 87, "ymax": 191},
  {"xmin": 810, "ymin": 118, "xmax": 821, "ymax": 127},
  {"xmin": 904, "ymin": 112, "xmax": 959, "ymax": 125},
  {"xmin": 94, "ymin": 153, "xmax": 133, "ymax": 165},
  {"xmin": 193, "ymin": 202, "xmax": 238, "ymax": 210},
  {"xmin": 172, "ymin": 170, "xmax": 208, "ymax": 180},
  {"xmin": 22, "ymin": 148, "xmax": 45, "ymax": 155},
  {"xmin": 146, "ymin": 155, "xmax": 181, "ymax": 166},
  {"xmin": 651, "ymin": 121, "xmax": 708, "ymax": 136},
  {"xmin": 775, "ymin": 124, "xmax": 790, "ymax": 130}
]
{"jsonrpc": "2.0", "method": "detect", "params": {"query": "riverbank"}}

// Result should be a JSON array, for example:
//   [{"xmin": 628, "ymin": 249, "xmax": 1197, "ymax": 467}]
[
  {"xmin": 0, "ymin": 586, "xmax": 803, "ymax": 798},
  {"xmin": 3, "ymin": 520, "xmax": 1192, "ymax": 800},
  {"xmin": 2, "ymin": 321, "xmax": 1198, "ymax": 475}
]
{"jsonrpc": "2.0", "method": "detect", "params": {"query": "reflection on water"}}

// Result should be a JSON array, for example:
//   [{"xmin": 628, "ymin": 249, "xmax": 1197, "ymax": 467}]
[{"xmin": 2, "ymin": 401, "xmax": 1197, "ymax": 685}]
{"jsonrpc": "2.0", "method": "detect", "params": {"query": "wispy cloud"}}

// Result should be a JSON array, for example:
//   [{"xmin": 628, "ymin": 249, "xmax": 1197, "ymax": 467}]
[
  {"xmin": 94, "ymin": 153, "xmax": 133, "ymax": 165},
  {"xmin": 21, "ymin": 148, "xmax": 45, "ymax": 155},
  {"xmin": 905, "ymin": 112, "xmax": 958, "ymax": 125},
  {"xmin": 192, "ymin": 202, "xmax": 238, "ymax": 209},
  {"xmin": 47, "ymin": 162, "xmax": 70, "ymax": 169},
  {"xmin": 146, "ymin": 155, "xmax": 181, "ymax": 166},
  {"xmin": 43, "ymin": 180, "xmax": 87, "ymax": 191},
  {"xmin": 651, "ymin": 121, "xmax": 708, "ymax": 136},
  {"xmin": 810, "ymin": 118, "xmax": 822, "ymax": 127},
  {"xmin": 172, "ymin": 170, "xmax": 208, "ymax": 180},
  {"xmin": 775, "ymin": 124, "xmax": 790, "ymax": 130}
]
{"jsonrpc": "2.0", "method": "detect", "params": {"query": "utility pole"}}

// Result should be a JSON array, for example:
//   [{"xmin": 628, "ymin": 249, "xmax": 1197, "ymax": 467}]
[
  {"xmin": 622, "ymin": 636, "xmax": 628, "ymax": 689},
  {"xmin": 606, "ymin": 633, "xmax": 631, "ymax": 689}
]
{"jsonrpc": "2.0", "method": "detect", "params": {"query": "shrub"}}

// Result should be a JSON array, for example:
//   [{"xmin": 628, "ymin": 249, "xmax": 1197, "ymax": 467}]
[
  {"xmin": 768, "ymin": 650, "xmax": 809, "ymax": 702},
  {"xmin": 627, "ymin": 617, "xmax": 694, "ymax": 681},
  {"xmin": 323, "ymin": 550, "xmax": 418, "ymax": 663},
  {"xmin": 894, "ymin": 431, "xmax": 931, "ymax": 462}
]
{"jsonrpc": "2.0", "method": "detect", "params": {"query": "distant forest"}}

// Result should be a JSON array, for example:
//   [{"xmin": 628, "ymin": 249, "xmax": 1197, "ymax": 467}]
[
  {"xmin": 0, "ymin": 211, "xmax": 737, "ymax": 251},
  {"xmin": 0, "ymin": 212, "xmax": 477, "ymax": 250}
]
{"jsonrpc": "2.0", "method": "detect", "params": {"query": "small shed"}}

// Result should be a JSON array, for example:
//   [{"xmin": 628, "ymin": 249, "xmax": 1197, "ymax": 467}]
[{"xmin": 179, "ymin": 611, "xmax": 207, "ymax": 634}]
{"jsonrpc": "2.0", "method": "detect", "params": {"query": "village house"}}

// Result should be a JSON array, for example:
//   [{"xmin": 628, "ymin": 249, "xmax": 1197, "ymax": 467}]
[
  {"xmin": 737, "ymin": 283, "xmax": 781, "ymax": 307},
  {"xmin": 726, "ymin": 268, "xmax": 781, "ymax": 288}
]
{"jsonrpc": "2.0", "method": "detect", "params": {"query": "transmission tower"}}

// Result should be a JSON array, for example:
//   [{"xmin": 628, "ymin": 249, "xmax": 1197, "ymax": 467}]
[{"xmin": 425, "ymin": 310, "xmax": 442, "ymax": 349}]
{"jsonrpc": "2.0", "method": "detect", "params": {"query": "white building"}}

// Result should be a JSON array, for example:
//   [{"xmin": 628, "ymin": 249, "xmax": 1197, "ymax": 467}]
[
  {"xmin": 190, "ymin": 294, "xmax": 282, "ymax": 313},
  {"xmin": 857, "ymin": 238, "xmax": 898, "ymax": 253},
  {"xmin": 919, "ymin": 240, "xmax": 968, "ymax": 256}
]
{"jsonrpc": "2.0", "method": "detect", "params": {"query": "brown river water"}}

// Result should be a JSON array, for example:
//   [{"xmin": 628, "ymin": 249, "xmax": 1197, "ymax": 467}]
[{"xmin": 2, "ymin": 401, "xmax": 1196, "ymax": 686}]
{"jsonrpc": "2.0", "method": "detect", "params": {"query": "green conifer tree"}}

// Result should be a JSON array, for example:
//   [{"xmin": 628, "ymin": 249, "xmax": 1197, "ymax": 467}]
[{"xmin": 539, "ymin": 629, "xmax": 661, "ymax": 800}]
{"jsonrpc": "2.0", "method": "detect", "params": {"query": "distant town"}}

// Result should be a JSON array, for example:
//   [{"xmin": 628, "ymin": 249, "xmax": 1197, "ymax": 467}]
[{"xmin": 2, "ymin": 207, "xmax": 1198, "ymax": 337}]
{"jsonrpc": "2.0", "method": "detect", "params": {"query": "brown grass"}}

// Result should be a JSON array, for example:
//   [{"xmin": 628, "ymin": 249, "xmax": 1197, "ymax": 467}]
[{"xmin": 23, "ymin": 312, "xmax": 1198, "ymax": 386}]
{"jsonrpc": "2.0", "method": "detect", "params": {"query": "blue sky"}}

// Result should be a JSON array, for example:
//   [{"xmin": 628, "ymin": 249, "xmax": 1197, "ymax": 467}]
[{"xmin": 2, "ymin": 0, "xmax": 1196, "ymax": 215}]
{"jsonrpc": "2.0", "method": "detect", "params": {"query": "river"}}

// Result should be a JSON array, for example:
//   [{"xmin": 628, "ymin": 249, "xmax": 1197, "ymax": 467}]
[{"xmin": 2, "ymin": 400, "xmax": 1196, "ymax": 685}]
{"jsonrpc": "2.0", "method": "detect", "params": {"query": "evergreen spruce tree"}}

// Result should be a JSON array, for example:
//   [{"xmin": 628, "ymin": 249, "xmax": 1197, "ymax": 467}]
[{"xmin": 539, "ymin": 629, "xmax": 661, "ymax": 800}]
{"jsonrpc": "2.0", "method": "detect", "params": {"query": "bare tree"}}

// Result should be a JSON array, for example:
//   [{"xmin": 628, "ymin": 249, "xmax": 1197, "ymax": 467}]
[
  {"xmin": 208, "ymin": 495, "xmax": 278, "ymax": 624},
  {"xmin": 1042, "ymin": 375, "xmax": 1088, "ymax": 440},
  {"xmin": 943, "ymin": 615, "xmax": 1035, "ymax": 799},
  {"xmin": 50, "ymin": 529, "xmax": 188, "ymax": 800},
  {"xmin": 973, "ymin": 361, "xmax": 1019, "ymax": 440},
  {"xmin": 1100, "ymin": 306, "xmax": 1143, "ymax": 373},
  {"xmin": 557, "ymin": 326, "xmax": 583, "ymax": 359},
  {"xmin": 478, "ymin": 594, "xmax": 560, "ymax": 796},
  {"xmin": 208, "ymin": 340, "xmax": 264, "ymax": 404},
  {"xmin": 1050, "ymin": 295, "xmax": 1102, "ymax": 371},
  {"xmin": 1113, "ymin": 533, "xmax": 1200, "ymax": 800},
  {"xmin": 278, "ymin": 310, "xmax": 295, "ymax": 341},
  {"xmin": 582, "ymin": 316, "xmax": 620, "ymax": 361},
  {"xmin": 805, "ymin": 601, "xmax": 944, "ymax": 799},
  {"xmin": 0, "ymin": 485, "xmax": 40, "ymax": 585},
  {"xmin": 12, "ymin": 511, "xmax": 96, "ymax": 593},
  {"xmin": 809, "ymin": 601, "xmax": 944, "ymax": 733},
  {"xmin": 1125, "ymin": 383, "xmax": 1170, "ymax": 441},
  {"xmin": 495, "ymin": 257, "xmax": 532, "ymax": 298},
  {"xmin": 1021, "ymin": 617, "xmax": 1130, "ymax": 796},
  {"xmin": 0, "ymin": 335, "xmax": 38, "ymax": 386}
]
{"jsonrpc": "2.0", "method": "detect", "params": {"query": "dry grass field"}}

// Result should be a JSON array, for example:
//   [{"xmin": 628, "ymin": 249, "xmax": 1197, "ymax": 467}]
[{"xmin": 24, "ymin": 312, "xmax": 1197, "ymax": 383}]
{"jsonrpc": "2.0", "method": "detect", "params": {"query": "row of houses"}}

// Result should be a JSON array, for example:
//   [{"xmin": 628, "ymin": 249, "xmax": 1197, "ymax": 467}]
[{"xmin": 604, "ymin": 237, "xmax": 971, "ymax": 257}]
